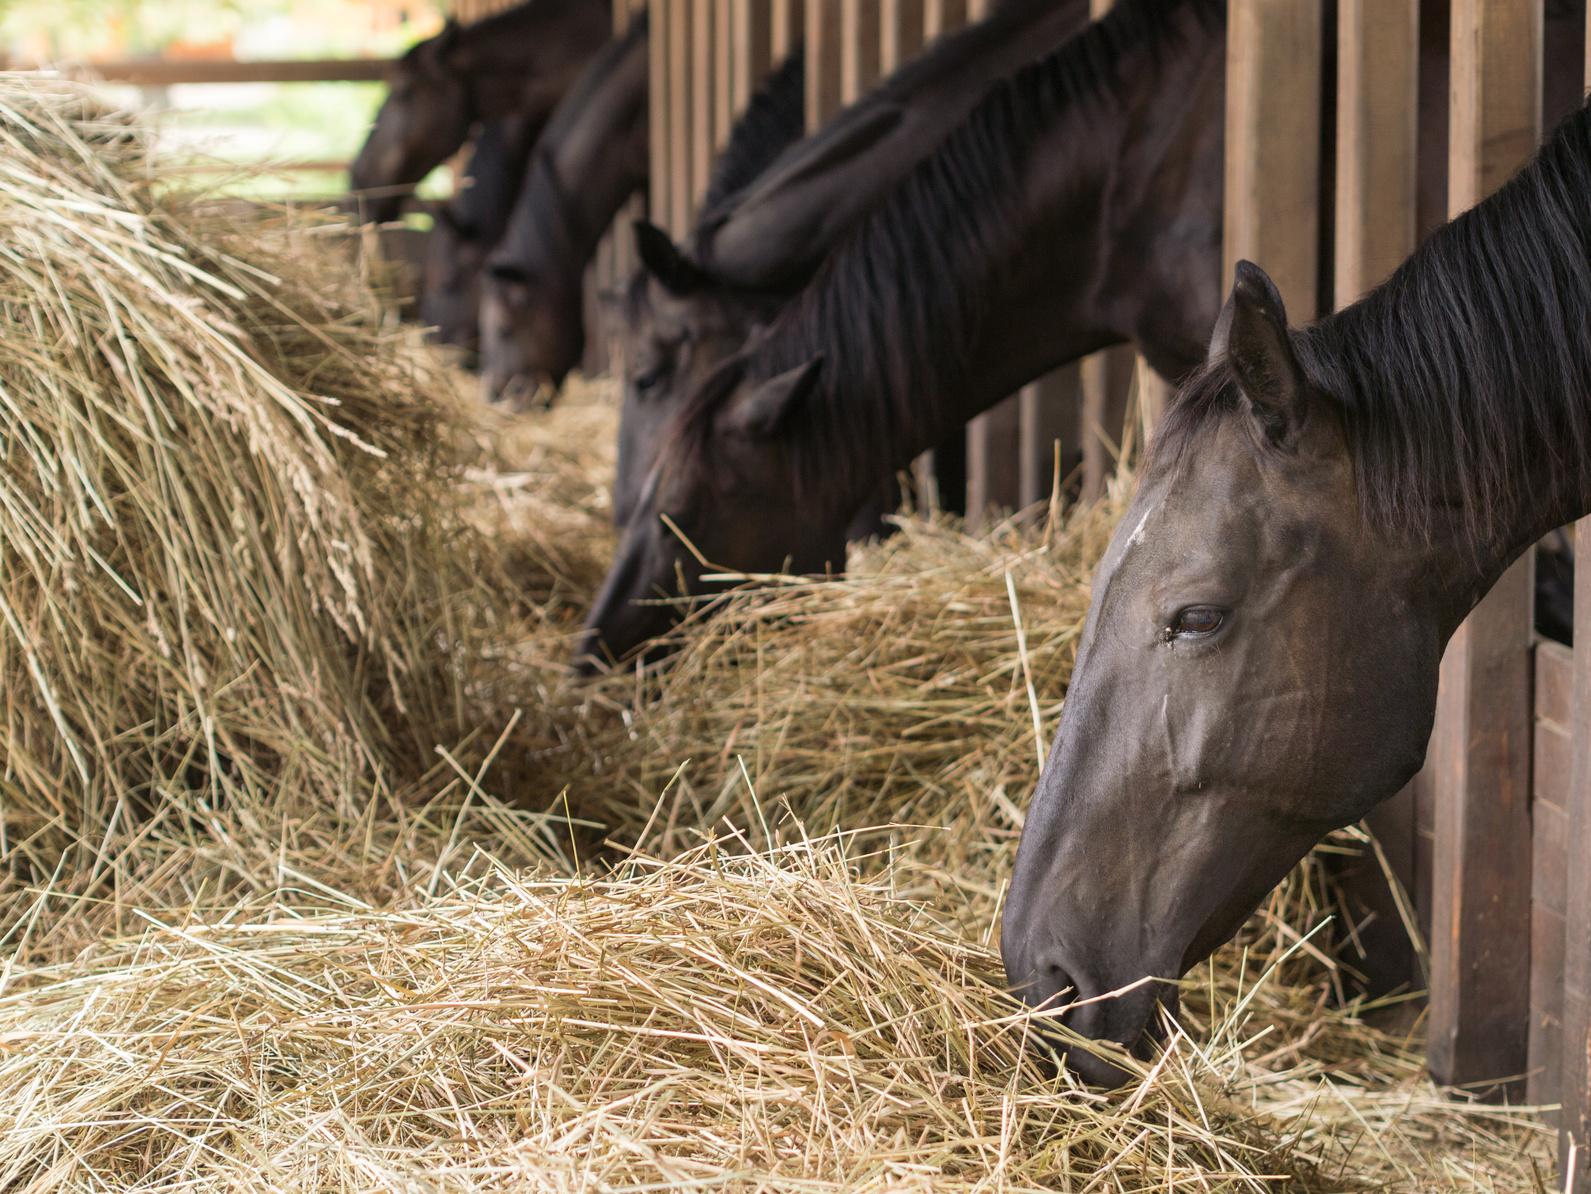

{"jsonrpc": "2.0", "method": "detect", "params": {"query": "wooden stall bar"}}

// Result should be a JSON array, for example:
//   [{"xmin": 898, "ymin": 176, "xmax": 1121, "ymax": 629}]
[
  {"xmin": 1560, "ymin": 21, "xmax": 1591, "ymax": 1187},
  {"xmin": 1330, "ymin": 0, "xmax": 1422, "ymax": 997},
  {"xmin": 880, "ymin": 0, "xmax": 925, "ymax": 72},
  {"xmin": 806, "ymin": 0, "xmax": 845, "ymax": 128},
  {"xmin": 1426, "ymin": 0, "xmax": 1540, "ymax": 1095}
]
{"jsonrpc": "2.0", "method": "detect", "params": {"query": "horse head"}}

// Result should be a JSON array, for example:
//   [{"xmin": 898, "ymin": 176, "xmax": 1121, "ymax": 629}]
[
  {"xmin": 349, "ymin": 21, "xmax": 472, "ymax": 224},
  {"xmin": 1000, "ymin": 262, "xmax": 1443, "ymax": 1084},
  {"xmin": 578, "ymin": 353, "xmax": 851, "ymax": 671},
  {"xmin": 611, "ymin": 222, "xmax": 780, "ymax": 527}
]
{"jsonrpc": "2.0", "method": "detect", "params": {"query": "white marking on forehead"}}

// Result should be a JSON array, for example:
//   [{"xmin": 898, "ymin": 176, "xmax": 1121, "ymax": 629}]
[{"xmin": 1124, "ymin": 502, "xmax": 1160, "ymax": 553}]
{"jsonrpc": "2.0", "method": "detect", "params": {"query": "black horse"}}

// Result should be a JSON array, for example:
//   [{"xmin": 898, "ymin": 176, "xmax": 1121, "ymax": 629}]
[
  {"xmin": 348, "ymin": 0, "xmax": 610, "ymax": 224},
  {"xmin": 582, "ymin": 0, "xmax": 1226, "ymax": 667},
  {"xmin": 1003, "ymin": 98, "xmax": 1591, "ymax": 1085}
]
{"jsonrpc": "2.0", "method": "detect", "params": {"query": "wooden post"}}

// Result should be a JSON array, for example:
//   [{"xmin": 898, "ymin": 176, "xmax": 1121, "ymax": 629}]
[
  {"xmin": 841, "ymin": 0, "xmax": 881, "ymax": 102},
  {"xmin": 966, "ymin": 396, "xmax": 1022, "ymax": 530},
  {"xmin": 880, "ymin": 0, "xmax": 925, "ymax": 73},
  {"xmin": 1331, "ymin": 0, "xmax": 1422, "ymax": 998},
  {"xmin": 1559, "ymin": 25, "xmax": 1591, "ymax": 1189},
  {"xmin": 772, "ymin": 0, "xmax": 803, "ymax": 61},
  {"xmin": 1019, "ymin": 367, "xmax": 1081, "ymax": 509},
  {"xmin": 1079, "ymin": 346, "xmax": 1135, "ymax": 505},
  {"xmin": 1223, "ymin": 0, "xmax": 1322, "ymax": 320},
  {"xmin": 732, "ymin": 0, "xmax": 774, "ymax": 112},
  {"xmin": 806, "ymin": 0, "xmax": 845, "ymax": 129},
  {"xmin": 691, "ymin": 0, "xmax": 716, "ymax": 205},
  {"xmin": 666, "ymin": 0, "xmax": 693, "ymax": 237},
  {"xmin": 1426, "ymin": 0, "xmax": 1540, "ymax": 1095},
  {"xmin": 650, "ymin": 0, "xmax": 673, "ymax": 235}
]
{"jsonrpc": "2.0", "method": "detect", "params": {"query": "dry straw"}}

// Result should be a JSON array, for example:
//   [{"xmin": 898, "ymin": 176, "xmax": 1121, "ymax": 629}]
[{"xmin": 0, "ymin": 76, "xmax": 578, "ymax": 961}]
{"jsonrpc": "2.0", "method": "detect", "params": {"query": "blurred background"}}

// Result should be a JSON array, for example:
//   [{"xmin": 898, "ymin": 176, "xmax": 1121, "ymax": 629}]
[{"xmin": 0, "ymin": 0, "xmax": 448, "ymax": 199}]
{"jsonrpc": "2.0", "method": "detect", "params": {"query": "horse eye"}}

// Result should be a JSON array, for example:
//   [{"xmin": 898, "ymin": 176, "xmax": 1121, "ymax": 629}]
[
  {"xmin": 1171, "ymin": 606, "xmax": 1224, "ymax": 638},
  {"xmin": 634, "ymin": 366, "xmax": 666, "ymax": 392}
]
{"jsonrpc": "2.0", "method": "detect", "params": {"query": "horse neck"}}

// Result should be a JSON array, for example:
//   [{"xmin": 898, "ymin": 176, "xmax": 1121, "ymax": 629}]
[
  {"xmin": 1306, "ymin": 105, "xmax": 1591, "ymax": 627},
  {"xmin": 496, "ymin": 109, "xmax": 646, "ymax": 295},
  {"xmin": 781, "ymin": 0, "xmax": 1226, "ymax": 515}
]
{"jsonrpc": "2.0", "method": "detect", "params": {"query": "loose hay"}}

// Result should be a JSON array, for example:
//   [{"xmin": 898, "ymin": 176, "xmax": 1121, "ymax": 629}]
[
  {"xmin": 0, "ymin": 837, "xmax": 1551, "ymax": 1191},
  {"xmin": 0, "ymin": 77, "xmax": 574, "ymax": 960}
]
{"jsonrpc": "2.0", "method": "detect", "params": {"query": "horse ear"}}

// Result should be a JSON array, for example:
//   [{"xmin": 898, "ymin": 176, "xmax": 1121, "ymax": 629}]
[
  {"xmin": 719, "ymin": 356, "xmax": 824, "ymax": 438},
  {"xmin": 1213, "ymin": 260, "xmax": 1307, "ymax": 446},
  {"xmin": 633, "ymin": 221, "xmax": 706, "ymax": 296}
]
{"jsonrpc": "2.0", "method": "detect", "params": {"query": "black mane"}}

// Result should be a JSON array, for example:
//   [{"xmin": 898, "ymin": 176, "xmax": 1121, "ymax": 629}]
[
  {"xmin": 666, "ymin": 0, "xmax": 1222, "ymax": 502},
  {"xmin": 700, "ymin": 47, "xmax": 808, "ymax": 216},
  {"xmin": 1158, "ymin": 101, "xmax": 1591, "ymax": 549}
]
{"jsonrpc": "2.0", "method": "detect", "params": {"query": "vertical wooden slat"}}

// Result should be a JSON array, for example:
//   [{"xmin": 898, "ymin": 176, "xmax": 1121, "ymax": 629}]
[
  {"xmin": 1019, "ymin": 367, "xmax": 1081, "ymax": 509},
  {"xmin": 1426, "ymin": 0, "xmax": 1540, "ymax": 1095},
  {"xmin": 880, "ymin": 0, "xmax": 925, "ymax": 73},
  {"xmin": 965, "ymin": 396, "xmax": 1022, "ymax": 531},
  {"xmin": 1560, "ymin": 26, "xmax": 1591, "ymax": 1188},
  {"xmin": 1223, "ymin": 0, "xmax": 1322, "ymax": 321},
  {"xmin": 922, "ymin": 0, "xmax": 965, "ymax": 41},
  {"xmin": 1531, "ymin": 641, "xmax": 1574, "ymax": 1114},
  {"xmin": 667, "ymin": 0, "xmax": 693, "ymax": 238},
  {"xmin": 771, "ymin": 0, "xmax": 803, "ymax": 61},
  {"xmin": 715, "ymin": 0, "xmax": 735, "ymax": 150},
  {"xmin": 841, "ymin": 0, "xmax": 881, "ymax": 102},
  {"xmin": 732, "ymin": 0, "xmax": 774, "ymax": 111},
  {"xmin": 1079, "ymin": 346, "xmax": 1135, "ymax": 505},
  {"xmin": 1332, "ymin": 0, "xmax": 1422, "ymax": 1000},
  {"xmin": 650, "ymin": 0, "xmax": 672, "ymax": 235},
  {"xmin": 806, "ymin": 0, "xmax": 845, "ymax": 129},
  {"xmin": 1335, "ymin": 0, "xmax": 1418, "ymax": 304},
  {"xmin": 692, "ymin": 0, "xmax": 716, "ymax": 206}
]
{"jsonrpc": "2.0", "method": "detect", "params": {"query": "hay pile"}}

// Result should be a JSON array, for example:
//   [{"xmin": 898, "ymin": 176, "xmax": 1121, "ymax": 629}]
[
  {"xmin": 0, "ymin": 77, "xmax": 1558, "ymax": 1192},
  {"xmin": 0, "ymin": 76, "xmax": 573, "ymax": 960}
]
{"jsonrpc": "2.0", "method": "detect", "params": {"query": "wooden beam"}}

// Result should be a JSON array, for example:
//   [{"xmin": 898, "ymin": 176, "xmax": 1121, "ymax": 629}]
[
  {"xmin": 61, "ymin": 58, "xmax": 391, "ymax": 85},
  {"xmin": 1330, "ymin": 0, "xmax": 1422, "ymax": 1000},
  {"xmin": 966, "ymin": 394, "xmax": 1022, "ymax": 530},
  {"xmin": 1019, "ymin": 366, "xmax": 1081, "ymax": 510},
  {"xmin": 692, "ymin": 0, "xmax": 716, "ymax": 207},
  {"xmin": 732, "ymin": 0, "xmax": 774, "ymax": 111},
  {"xmin": 806, "ymin": 0, "xmax": 845, "ymax": 130},
  {"xmin": 1079, "ymin": 346, "xmax": 1135, "ymax": 505},
  {"xmin": 841, "ymin": 0, "xmax": 882, "ymax": 103},
  {"xmin": 715, "ymin": 0, "xmax": 735, "ymax": 150},
  {"xmin": 650, "ymin": 0, "xmax": 673, "ymax": 236},
  {"xmin": 667, "ymin": 0, "xmax": 693, "ymax": 238},
  {"xmin": 880, "ymin": 0, "xmax": 925, "ymax": 73},
  {"xmin": 1560, "ymin": 25, "xmax": 1591, "ymax": 1188},
  {"xmin": 1223, "ymin": 0, "xmax": 1322, "ymax": 322},
  {"xmin": 1426, "ymin": 0, "xmax": 1540, "ymax": 1095},
  {"xmin": 1334, "ymin": 0, "xmax": 1418, "ymax": 305}
]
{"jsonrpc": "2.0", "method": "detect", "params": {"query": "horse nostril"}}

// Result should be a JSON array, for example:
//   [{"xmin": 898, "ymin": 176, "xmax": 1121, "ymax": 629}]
[{"xmin": 1038, "ymin": 965, "xmax": 1078, "ymax": 1016}]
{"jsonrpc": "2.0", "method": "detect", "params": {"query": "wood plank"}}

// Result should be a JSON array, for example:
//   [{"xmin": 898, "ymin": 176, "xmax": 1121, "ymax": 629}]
[
  {"xmin": 1565, "ymin": 509, "xmax": 1591, "ymax": 1181},
  {"xmin": 1565, "ymin": 1, "xmax": 1591, "ymax": 1132},
  {"xmin": 1427, "ymin": 555, "xmax": 1535, "ymax": 1092},
  {"xmin": 841, "ymin": 0, "xmax": 882, "ymax": 103},
  {"xmin": 732, "ymin": 0, "xmax": 774, "ymax": 111},
  {"xmin": 806, "ymin": 0, "xmax": 845, "ymax": 130},
  {"xmin": 1223, "ymin": 0, "xmax": 1323, "ymax": 322},
  {"xmin": 880, "ymin": 0, "xmax": 925, "ymax": 73},
  {"xmin": 1532, "ymin": 638, "xmax": 1574, "ymax": 1112},
  {"xmin": 1334, "ymin": 0, "xmax": 1418, "ymax": 305},
  {"xmin": 771, "ymin": 0, "xmax": 804, "ymax": 61},
  {"xmin": 1079, "ymin": 346, "xmax": 1134, "ymax": 505},
  {"xmin": 650, "ymin": 0, "xmax": 672, "ymax": 235},
  {"xmin": 1426, "ymin": 0, "xmax": 1540, "ymax": 1096},
  {"xmin": 692, "ymin": 0, "xmax": 716, "ymax": 207},
  {"xmin": 1328, "ymin": 0, "xmax": 1421, "ymax": 1001},
  {"xmin": 667, "ymin": 0, "xmax": 693, "ymax": 238},
  {"xmin": 922, "ymin": 0, "xmax": 965, "ymax": 41},
  {"xmin": 966, "ymin": 393, "xmax": 1022, "ymax": 530},
  {"xmin": 66, "ymin": 58, "xmax": 392, "ymax": 85},
  {"xmin": 716, "ymin": 0, "xmax": 735, "ymax": 150},
  {"xmin": 1019, "ymin": 366, "xmax": 1081, "ymax": 510}
]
